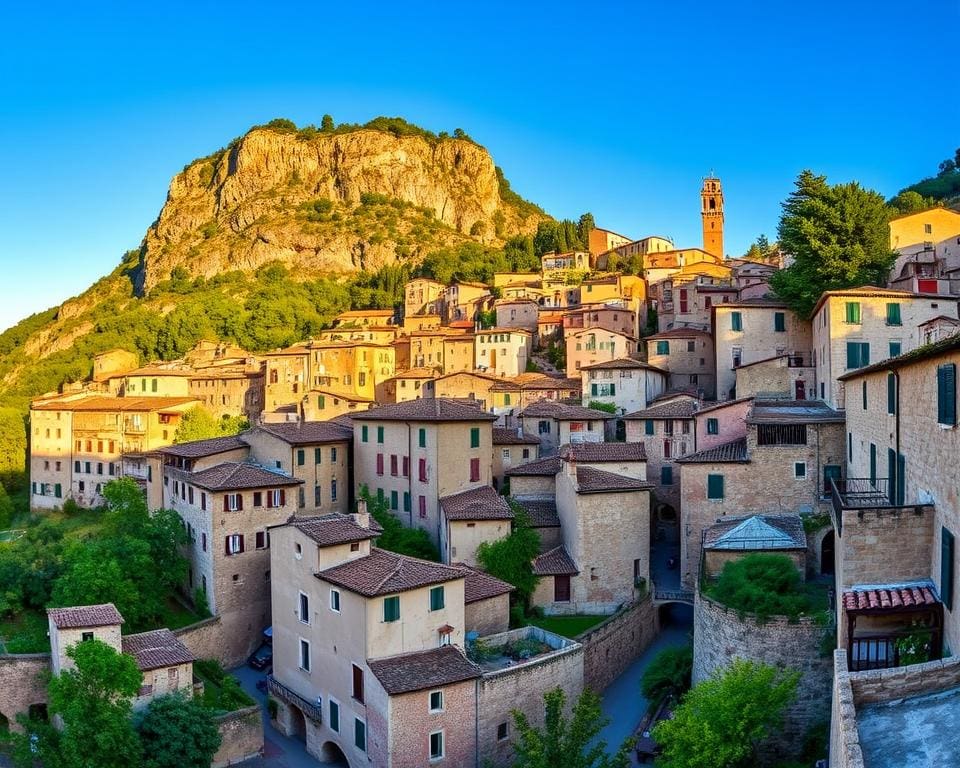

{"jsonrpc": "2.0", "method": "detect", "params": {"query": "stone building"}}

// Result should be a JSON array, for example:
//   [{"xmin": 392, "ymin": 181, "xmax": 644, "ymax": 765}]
[
  {"xmin": 405, "ymin": 277, "xmax": 447, "ymax": 318},
  {"xmin": 656, "ymin": 266, "xmax": 736, "ymax": 333},
  {"xmin": 562, "ymin": 305, "xmax": 638, "ymax": 339},
  {"xmin": 713, "ymin": 298, "xmax": 812, "ymax": 401},
  {"xmin": 701, "ymin": 175, "xmax": 724, "ymax": 259},
  {"xmin": 29, "ymin": 394, "xmax": 198, "ymax": 509},
  {"xmin": 811, "ymin": 286, "xmax": 957, "ymax": 409},
  {"xmin": 439, "ymin": 485, "xmax": 513, "ymax": 567},
  {"xmin": 887, "ymin": 206, "xmax": 960, "ymax": 286},
  {"xmin": 188, "ymin": 365, "xmax": 265, "ymax": 420},
  {"xmin": 492, "ymin": 427, "xmax": 540, "ymax": 490},
  {"xmin": 351, "ymin": 399, "xmax": 496, "ymax": 545},
  {"xmin": 564, "ymin": 327, "xmax": 639, "ymax": 376},
  {"xmin": 474, "ymin": 328, "xmax": 532, "ymax": 378},
  {"xmin": 517, "ymin": 401, "xmax": 612, "ymax": 456},
  {"xmin": 579, "ymin": 358, "xmax": 667, "ymax": 416},
  {"xmin": 734, "ymin": 354, "xmax": 815, "ymax": 401},
  {"xmin": 494, "ymin": 299, "xmax": 540, "ymax": 337},
  {"xmin": 644, "ymin": 328, "xmax": 716, "ymax": 398},
  {"xmin": 445, "ymin": 281, "xmax": 492, "ymax": 323},
  {"xmin": 381, "ymin": 368, "xmax": 437, "ymax": 403},
  {"xmin": 676, "ymin": 399, "xmax": 845, "ymax": 588},
  {"xmin": 300, "ymin": 389, "xmax": 374, "ymax": 420}
]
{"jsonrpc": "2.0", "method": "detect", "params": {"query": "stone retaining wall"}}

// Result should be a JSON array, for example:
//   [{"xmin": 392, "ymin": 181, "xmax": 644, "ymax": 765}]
[
  {"xmin": 693, "ymin": 592, "xmax": 832, "ymax": 763},
  {"xmin": 0, "ymin": 653, "xmax": 51, "ymax": 731},
  {"xmin": 174, "ymin": 615, "xmax": 226, "ymax": 663},
  {"xmin": 578, "ymin": 596, "xmax": 659, "ymax": 693},
  {"xmin": 211, "ymin": 704, "xmax": 263, "ymax": 767}
]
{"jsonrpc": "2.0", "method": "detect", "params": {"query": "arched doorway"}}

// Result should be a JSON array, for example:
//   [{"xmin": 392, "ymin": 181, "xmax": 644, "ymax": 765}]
[
  {"xmin": 0, "ymin": 710, "xmax": 9, "ymax": 734},
  {"xmin": 820, "ymin": 530, "xmax": 836, "ymax": 575},
  {"xmin": 288, "ymin": 704, "xmax": 306, "ymax": 743},
  {"xmin": 319, "ymin": 741, "xmax": 350, "ymax": 767}
]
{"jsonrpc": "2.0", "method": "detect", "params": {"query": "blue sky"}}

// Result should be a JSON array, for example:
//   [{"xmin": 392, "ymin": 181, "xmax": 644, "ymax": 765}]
[{"xmin": 0, "ymin": 0, "xmax": 957, "ymax": 331}]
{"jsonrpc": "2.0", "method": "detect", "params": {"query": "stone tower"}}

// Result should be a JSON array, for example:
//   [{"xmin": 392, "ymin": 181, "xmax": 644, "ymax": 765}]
[{"xmin": 701, "ymin": 176, "xmax": 724, "ymax": 259}]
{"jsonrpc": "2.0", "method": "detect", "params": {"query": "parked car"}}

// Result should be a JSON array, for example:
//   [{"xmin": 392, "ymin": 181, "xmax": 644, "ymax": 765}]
[{"xmin": 248, "ymin": 643, "xmax": 273, "ymax": 671}]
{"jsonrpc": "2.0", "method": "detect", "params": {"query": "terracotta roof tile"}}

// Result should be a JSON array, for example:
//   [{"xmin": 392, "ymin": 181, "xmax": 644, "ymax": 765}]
[
  {"xmin": 255, "ymin": 421, "xmax": 354, "ymax": 445},
  {"xmin": 352, "ymin": 398, "xmax": 495, "ymax": 422},
  {"xmin": 532, "ymin": 546, "xmax": 579, "ymax": 576},
  {"xmin": 317, "ymin": 548, "xmax": 464, "ymax": 597},
  {"xmin": 559, "ymin": 442, "xmax": 647, "ymax": 462},
  {"xmin": 513, "ymin": 499, "xmax": 560, "ymax": 528},
  {"xmin": 285, "ymin": 514, "xmax": 381, "ymax": 546},
  {"xmin": 575, "ymin": 466, "xmax": 653, "ymax": 493},
  {"xmin": 842, "ymin": 584, "xmax": 940, "ymax": 613},
  {"xmin": 31, "ymin": 396, "xmax": 198, "ymax": 412},
  {"xmin": 368, "ymin": 646, "xmax": 481, "ymax": 695},
  {"xmin": 440, "ymin": 486, "xmax": 514, "ymax": 521},
  {"xmin": 580, "ymin": 357, "xmax": 662, "ymax": 372},
  {"xmin": 676, "ymin": 438, "xmax": 749, "ymax": 464},
  {"xmin": 47, "ymin": 603, "xmax": 124, "ymax": 629},
  {"xmin": 625, "ymin": 398, "xmax": 698, "ymax": 419},
  {"xmin": 158, "ymin": 434, "xmax": 249, "ymax": 458},
  {"xmin": 186, "ymin": 462, "xmax": 303, "ymax": 491},
  {"xmin": 492, "ymin": 428, "xmax": 541, "ymax": 446},
  {"xmin": 644, "ymin": 328, "xmax": 712, "ymax": 339},
  {"xmin": 451, "ymin": 565, "xmax": 514, "ymax": 603},
  {"xmin": 505, "ymin": 456, "xmax": 560, "ymax": 477},
  {"xmin": 121, "ymin": 629, "xmax": 195, "ymax": 671},
  {"xmin": 518, "ymin": 400, "xmax": 614, "ymax": 420}
]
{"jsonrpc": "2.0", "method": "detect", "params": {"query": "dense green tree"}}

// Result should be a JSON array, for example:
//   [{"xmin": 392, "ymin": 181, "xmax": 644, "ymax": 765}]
[
  {"xmin": 477, "ymin": 505, "xmax": 540, "ymax": 604},
  {"xmin": 640, "ymin": 645, "xmax": 692, "ymax": 705},
  {"xmin": 359, "ymin": 486, "xmax": 440, "ymax": 561},
  {"xmin": 511, "ymin": 687, "xmax": 629, "ymax": 768},
  {"xmin": 768, "ymin": 170, "xmax": 896, "ymax": 316},
  {"xmin": 173, "ymin": 407, "xmax": 249, "ymax": 444},
  {"xmin": 137, "ymin": 693, "xmax": 222, "ymax": 768},
  {"xmin": 320, "ymin": 114, "xmax": 334, "ymax": 132},
  {"xmin": 706, "ymin": 552, "xmax": 821, "ymax": 622},
  {"xmin": 577, "ymin": 213, "xmax": 595, "ymax": 248},
  {"xmin": 653, "ymin": 660, "xmax": 800, "ymax": 768},
  {"xmin": 888, "ymin": 190, "xmax": 937, "ymax": 215},
  {"xmin": 0, "ymin": 406, "xmax": 26, "ymax": 483}
]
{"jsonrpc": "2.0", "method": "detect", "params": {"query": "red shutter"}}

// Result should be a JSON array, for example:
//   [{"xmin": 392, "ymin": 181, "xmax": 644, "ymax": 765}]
[
  {"xmin": 419, "ymin": 458, "xmax": 427, "ymax": 482},
  {"xmin": 402, "ymin": 456, "xmax": 409, "ymax": 477},
  {"xmin": 223, "ymin": 494, "xmax": 230, "ymax": 510},
  {"xmin": 918, "ymin": 279, "xmax": 938, "ymax": 293},
  {"xmin": 376, "ymin": 454, "xmax": 384, "ymax": 476},
  {"xmin": 470, "ymin": 458, "xmax": 480, "ymax": 482},
  {"xmin": 224, "ymin": 536, "xmax": 231, "ymax": 555},
  {"xmin": 237, "ymin": 494, "xmax": 243, "ymax": 511},
  {"xmin": 238, "ymin": 534, "xmax": 244, "ymax": 553},
  {"xmin": 279, "ymin": 489, "xmax": 285, "ymax": 506}
]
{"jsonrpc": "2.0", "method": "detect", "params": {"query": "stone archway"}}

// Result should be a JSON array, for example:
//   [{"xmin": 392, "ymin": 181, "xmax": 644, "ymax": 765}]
[
  {"xmin": 0, "ymin": 710, "xmax": 9, "ymax": 734},
  {"xmin": 820, "ymin": 529, "xmax": 836, "ymax": 576},
  {"xmin": 319, "ymin": 740, "xmax": 350, "ymax": 767},
  {"xmin": 288, "ymin": 704, "xmax": 306, "ymax": 743}
]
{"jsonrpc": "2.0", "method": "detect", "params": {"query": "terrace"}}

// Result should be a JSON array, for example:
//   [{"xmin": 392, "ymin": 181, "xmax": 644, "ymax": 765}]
[
  {"xmin": 829, "ymin": 478, "xmax": 927, "ymax": 536},
  {"xmin": 467, "ymin": 625, "xmax": 580, "ymax": 673}
]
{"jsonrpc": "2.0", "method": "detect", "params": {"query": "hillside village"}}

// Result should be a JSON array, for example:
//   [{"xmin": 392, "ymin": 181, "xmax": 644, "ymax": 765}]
[{"xmin": 7, "ymin": 178, "xmax": 960, "ymax": 768}]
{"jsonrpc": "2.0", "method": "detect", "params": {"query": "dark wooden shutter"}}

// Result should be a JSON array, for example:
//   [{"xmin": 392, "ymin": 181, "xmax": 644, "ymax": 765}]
[
  {"xmin": 238, "ymin": 534, "xmax": 245, "ymax": 553},
  {"xmin": 887, "ymin": 373, "xmax": 896, "ymax": 414},
  {"xmin": 224, "ymin": 536, "xmax": 231, "ymax": 555},
  {"xmin": 938, "ymin": 364, "xmax": 957, "ymax": 425},
  {"xmin": 223, "ymin": 494, "xmax": 229, "ymax": 510},
  {"xmin": 237, "ymin": 494, "xmax": 243, "ymax": 511},
  {"xmin": 942, "ymin": 528, "xmax": 955, "ymax": 611},
  {"xmin": 554, "ymin": 575, "xmax": 571, "ymax": 602},
  {"xmin": 279, "ymin": 489, "xmax": 285, "ymax": 506}
]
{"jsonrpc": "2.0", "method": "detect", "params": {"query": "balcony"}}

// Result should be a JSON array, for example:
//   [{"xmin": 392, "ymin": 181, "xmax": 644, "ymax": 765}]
[
  {"xmin": 829, "ymin": 478, "xmax": 927, "ymax": 536},
  {"xmin": 266, "ymin": 676, "xmax": 323, "ymax": 722}
]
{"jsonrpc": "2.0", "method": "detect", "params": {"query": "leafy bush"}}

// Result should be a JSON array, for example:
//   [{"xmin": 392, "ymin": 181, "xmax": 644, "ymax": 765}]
[
  {"xmin": 706, "ymin": 553, "xmax": 815, "ymax": 623},
  {"xmin": 641, "ymin": 645, "xmax": 692, "ymax": 705},
  {"xmin": 477, "ymin": 504, "xmax": 540, "ymax": 604},
  {"xmin": 359, "ymin": 486, "xmax": 440, "ymax": 561},
  {"xmin": 137, "ymin": 692, "xmax": 222, "ymax": 768},
  {"xmin": 588, "ymin": 400, "xmax": 617, "ymax": 414}
]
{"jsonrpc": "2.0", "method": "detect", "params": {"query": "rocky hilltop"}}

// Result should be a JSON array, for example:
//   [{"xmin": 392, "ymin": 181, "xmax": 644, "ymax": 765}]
[{"xmin": 137, "ymin": 121, "xmax": 544, "ymax": 292}]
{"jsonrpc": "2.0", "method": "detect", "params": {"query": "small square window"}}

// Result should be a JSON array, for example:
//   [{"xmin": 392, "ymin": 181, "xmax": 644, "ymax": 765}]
[
  {"xmin": 81, "ymin": 631, "xmax": 94, "ymax": 642},
  {"xmin": 794, "ymin": 462, "xmax": 806, "ymax": 479},
  {"xmin": 429, "ymin": 690, "xmax": 443, "ymax": 712},
  {"xmin": 497, "ymin": 722, "xmax": 509, "ymax": 741},
  {"xmin": 330, "ymin": 589, "xmax": 341, "ymax": 613}
]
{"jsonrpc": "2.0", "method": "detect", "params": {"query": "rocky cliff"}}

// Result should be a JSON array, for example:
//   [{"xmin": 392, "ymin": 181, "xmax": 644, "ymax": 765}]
[{"xmin": 137, "ymin": 125, "xmax": 544, "ymax": 293}]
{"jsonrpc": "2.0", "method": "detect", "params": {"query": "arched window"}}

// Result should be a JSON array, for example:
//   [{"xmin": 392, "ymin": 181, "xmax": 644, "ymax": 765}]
[{"xmin": 709, "ymin": 198, "xmax": 716, "ymax": 210}]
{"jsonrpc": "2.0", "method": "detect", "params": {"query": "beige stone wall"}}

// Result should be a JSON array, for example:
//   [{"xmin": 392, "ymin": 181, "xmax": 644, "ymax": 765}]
[
  {"xmin": 493, "ymin": 443, "xmax": 538, "ymax": 489},
  {"xmin": 508, "ymin": 475, "xmax": 555, "ymax": 499},
  {"xmin": 387, "ymin": 680, "xmax": 477, "ymax": 768},
  {"xmin": 477, "ymin": 633, "xmax": 584, "ymax": 768},
  {"xmin": 174, "ymin": 616, "xmax": 226, "ymax": 663},
  {"xmin": 580, "ymin": 596, "xmax": 659, "ymax": 692},
  {"xmin": 565, "ymin": 329, "xmax": 637, "ymax": 377},
  {"xmin": 475, "ymin": 330, "xmax": 532, "ymax": 378},
  {"xmin": 50, "ymin": 622, "xmax": 122, "ymax": 676},
  {"xmin": 735, "ymin": 357, "xmax": 815, "ymax": 400},
  {"xmin": 625, "ymin": 415, "xmax": 694, "ymax": 517},
  {"xmin": 189, "ymin": 372, "xmax": 264, "ymax": 420},
  {"xmin": 211, "ymin": 705, "xmax": 263, "ymax": 767},
  {"xmin": 133, "ymin": 661, "xmax": 193, "ymax": 710},
  {"xmin": 444, "ymin": 518, "xmax": 510, "ymax": 567},
  {"xmin": 363, "ymin": 579, "xmax": 466, "ymax": 659},
  {"xmin": 0, "ymin": 653, "xmax": 50, "ymax": 731},
  {"xmin": 646, "ymin": 335, "xmax": 716, "ymax": 399},
  {"xmin": 466, "ymin": 595, "xmax": 510, "ymax": 636},
  {"xmin": 694, "ymin": 400, "xmax": 750, "ymax": 452},
  {"xmin": 693, "ymin": 592, "xmax": 833, "ymax": 761},
  {"xmin": 28, "ymin": 408, "xmax": 72, "ymax": 510}
]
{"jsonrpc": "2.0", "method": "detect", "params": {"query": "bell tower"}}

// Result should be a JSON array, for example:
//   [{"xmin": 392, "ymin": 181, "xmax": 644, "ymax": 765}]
[{"xmin": 701, "ymin": 175, "xmax": 724, "ymax": 259}]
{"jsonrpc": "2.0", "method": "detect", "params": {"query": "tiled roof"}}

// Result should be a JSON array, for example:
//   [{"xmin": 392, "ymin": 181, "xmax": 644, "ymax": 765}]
[
  {"xmin": 368, "ymin": 646, "xmax": 481, "ymax": 695},
  {"xmin": 393, "ymin": 367, "xmax": 439, "ymax": 380},
  {"xmin": 532, "ymin": 546, "xmax": 579, "ymax": 576},
  {"xmin": 715, "ymin": 296, "xmax": 788, "ymax": 309},
  {"xmin": 559, "ymin": 442, "xmax": 647, "ymax": 462},
  {"xmin": 158, "ymin": 434, "xmax": 249, "ymax": 458},
  {"xmin": 580, "ymin": 357, "xmax": 660, "ymax": 372},
  {"xmin": 505, "ymin": 456, "xmax": 560, "ymax": 477},
  {"xmin": 48, "ymin": 603, "xmax": 124, "ymax": 629},
  {"xmin": 187, "ymin": 462, "xmax": 303, "ymax": 491},
  {"xmin": 747, "ymin": 400, "xmax": 844, "ymax": 425},
  {"xmin": 624, "ymin": 398, "xmax": 698, "ymax": 420},
  {"xmin": 31, "ymin": 396, "xmax": 198, "ymax": 412},
  {"xmin": 695, "ymin": 397, "xmax": 753, "ymax": 415},
  {"xmin": 576, "ymin": 466, "xmax": 653, "ymax": 493},
  {"xmin": 121, "ymin": 629, "xmax": 195, "ymax": 671},
  {"xmin": 285, "ymin": 514, "xmax": 381, "ymax": 546},
  {"xmin": 352, "ymin": 398, "xmax": 496, "ymax": 422},
  {"xmin": 492, "ymin": 428, "xmax": 541, "ymax": 446},
  {"xmin": 518, "ymin": 400, "xmax": 614, "ymax": 420},
  {"xmin": 256, "ymin": 421, "xmax": 353, "ymax": 445},
  {"xmin": 811, "ymin": 285, "xmax": 949, "ymax": 317},
  {"xmin": 440, "ymin": 486, "xmax": 514, "ymax": 521},
  {"xmin": 704, "ymin": 515, "xmax": 806, "ymax": 550},
  {"xmin": 519, "ymin": 376, "xmax": 581, "ymax": 391},
  {"xmin": 513, "ymin": 499, "xmax": 560, "ymax": 527},
  {"xmin": 451, "ymin": 565, "xmax": 514, "ymax": 603},
  {"xmin": 317, "ymin": 548, "xmax": 464, "ymax": 597},
  {"xmin": 842, "ymin": 584, "xmax": 940, "ymax": 613},
  {"xmin": 644, "ymin": 327, "xmax": 712, "ymax": 339},
  {"xmin": 676, "ymin": 438, "xmax": 749, "ymax": 464},
  {"xmin": 837, "ymin": 333, "xmax": 960, "ymax": 381}
]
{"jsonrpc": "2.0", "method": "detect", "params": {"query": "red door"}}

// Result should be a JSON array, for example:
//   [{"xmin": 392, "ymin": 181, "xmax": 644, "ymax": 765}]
[{"xmin": 795, "ymin": 380, "xmax": 806, "ymax": 400}]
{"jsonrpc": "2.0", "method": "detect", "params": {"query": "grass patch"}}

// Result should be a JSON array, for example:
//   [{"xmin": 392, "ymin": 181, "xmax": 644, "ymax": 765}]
[
  {"xmin": 194, "ymin": 659, "xmax": 255, "ymax": 713},
  {"xmin": 527, "ymin": 614, "xmax": 607, "ymax": 639},
  {"xmin": 0, "ymin": 609, "xmax": 50, "ymax": 653}
]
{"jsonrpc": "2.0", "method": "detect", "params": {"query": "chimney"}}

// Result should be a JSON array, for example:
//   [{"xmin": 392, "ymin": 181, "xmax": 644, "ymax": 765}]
[
  {"xmin": 353, "ymin": 498, "xmax": 370, "ymax": 529},
  {"xmin": 516, "ymin": 425, "xmax": 523, "ymax": 438}
]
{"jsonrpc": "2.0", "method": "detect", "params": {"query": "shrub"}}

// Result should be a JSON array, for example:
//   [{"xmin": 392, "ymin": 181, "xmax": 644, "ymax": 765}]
[
  {"xmin": 706, "ymin": 553, "xmax": 814, "ymax": 622},
  {"xmin": 641, "ymin": 645, "xmax": 692, "ymax": 705},
  {"xmin": 588, "ymin": 400, "xmax": 617, "ymax": 414}
]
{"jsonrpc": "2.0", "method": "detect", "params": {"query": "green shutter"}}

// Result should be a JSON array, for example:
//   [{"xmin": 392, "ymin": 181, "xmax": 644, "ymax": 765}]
[
  {"xmin": 657, "ymin": 341, "xmax": 669, "ymax": 355},
  {"xmin": 938, "ymin": 364, "xmax": 957, "ymax": 425},
  {"xmin": 846, "ymin": 343, "xmax": 858, "ymax": 369},
  {"xmin": 860, "ymin": 343, "xmax": 870, "ymax": 366},
  {"xmin": 297, "ymin": 449, "xmax": 305, "ymax": 466},
  {"xmin": 610, "ymin": 383, "xmax": 616, "ymax": 396},
  {"xmin": 318, "ymin": 394, "xmax": 325, "ymax": 409},
  {"xmin": 418, "ymin": 428, "xmax": 426, "ymax": 448},
  {"xmin": 383, "ymin": 595, "xmax": 400, "ymax": 622},
  {"xmin": 660, "ymin": 466, "xmax": 673, "ymax": 485},
  {"xmin": 887, "ymin": 373, "xmax": 896, "ymax": 415},
  {"xmin": 886, "ymin": 302, "xmax": 901, "ymax": 326},
  {"xmin": 470, "ymin": 427, "xmax": 480, "ymax": 448},
  {"xmin": 889, "ymin": 341, "xmax": 901, "ymax": 358},
  {"xmin": 774, "ymin": 312, "xmax": 785, "ymax": 332},
  {"xmin": 504, "ymin": 393, "xmax": 511, "ymax": 405},
  {"xmin": 403, "ymin": 492, "xmax": 410, "ymax": 512},
  {"xmin": 377, "ymin": 426, "xmax": 384, "ymax": 444},
  {"xmin": 707, "ymin": 418, "xmax": 718, "ymax": 435},
  {"xmin": 887, "ymin": 448, "xmax": 896, "ymax": 505},
  {"xmin": 315, "ymin": 447, "xmax": 322, "ymax": 464},
  {"xmin": 429, "ymin": 585, "xmax": 445, "ymax": 611},
  {"xmin": 942, "ymin": 528, "xmax": 955, "ymax": 611},
  {"xmin": 707, "ymin": 474, "xmax": 724, "ymax": 500},
  {"xmin": 869, "ymin": 444, "xmax": 876, "ymax": 484},
  {"xmin": 862, "ymin": 381, "xmax": 867, "ymax": 410},
  {"xmin": 390, "ymin": 490, "xmax": 398, "ymax": 510},
  {"xmin": 591, "ymin": 383, "xmax": 598, "ymax": 396},
  {"xmin": 731, "ymin": 312, "xmax": 742, "ymax": 331},
  {"xmin": 645, "ymin": 420, "xmax": 654, "ymax": 435},
  {"xmin": 897, "ymin": 453, "xmax": 906, "ymax": 505},
  {"xmin": 845, "ymin": 302, "xmax": 861, "ymax": 323},
  {"xmin": 54, "ymin": 483, "xmax": 62, "ymax": 498},
  {"xmin": 361, "ymin": 425, "xmax": 369, "ymax": 442}
]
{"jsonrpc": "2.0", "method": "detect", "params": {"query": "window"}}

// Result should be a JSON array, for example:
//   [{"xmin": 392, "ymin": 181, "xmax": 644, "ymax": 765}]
[
  {"xmin": 403, "ymin": 491, "xmax": 411, "ymax": 513},
  {"xmin": 315, "ymin": 485, "xmax": 322, "ymax": 506},
  {"xmin": 730, "ymin": 311, "xmax": 742, "ymax": 332},
  {"xmin": 354, "ymin": 718, "xmax": 366, "ymax": 752},
  {"xmin": 845, "ymin": 302, "xmax": 861, "ymax": 324},
  {"xmin": 419, "ymin": 428, "xmax": 426, "ymax": 448},
  {"xmin": 707, "ymin": 474, "xmax": 724, "ymax": 500},
  {"xmin": 890, "ymin": 340, "xmax": 902, "ymax": 358},
  {"xmin": 329, "ymin": 699, "xmax": 340, "ymax": 733},
  {"xmin": 331, "ymin": 479, "xmax": 337, "ymax": 502},
  {"xmin": 296, "ymin": 449, "xmax": 305, "ymax": 466},
  {"xmin": 299, "ymin": 592, "xmax": 310, "ymax": 623},
  {"xmin": 522, "ymin": 448, "xmax": 530, "ymax": 459},
  {"xmin": 225, "ymin": 493, "xmax": 242, "ymax": 511},
  {"xmin": 538, "ymin": 420, "xmax": 551, "ymax": 434},
  {"xmin": 938, "ymin": 363, "xmax": 957, "ymax": 425},
  {"xmin": 429, "ymin": 690, "xmax": 443, "ymax": 713},
  {"xmin": 706, "ymin": 418, "xmax": 718, "ymax": 435},
  {"xmin": 377, "ymin": 426, "xmax": 384, "ymax": 444},
  {"xmin": 390, "ymin": 490, "xmax": 398, "ymax": 511},
  {"xmin": 383, "ymin": 595, "xmax": 400, "ymax": 622},
  {"xmin": 331, "ymin": 447, "xmax": 338, "ymax": 462},
  {"xmin": 225, "ymin": 534, "xmax": 243, "ymax": 555},
  {"xmin": 376, "ymin": 453, "xmax": 384, "ymax": 476},
  {"xmin": 497, "ymin": 723, "xmax": 509, "ymax": 741},
  {"xmin": 390, "ymin": 454, "xmax": 398, "ymax": 476},
  {"xmin": 267, "ymin": 489, "xmax": 284, "ymax": 508},
  {"xmin": 429, "ymin": 585, "xmax": 445, "ymax": 611},
  {"xmin": 660, "ymin": 466, "xmax": 673, "ymax": 485},
  {"xmin": 886, "ymin": 303, "xmax": 901, "ymax": 326},
  {"xmin": 663, "ymin": 440, "xmax": 671, "ymax": 459},
  {"xmin": 419, "ymin": 495, "xmax": 427, "ymax": 518},
  {"xmin": 823, "ymin": 465, "xmax": 841, "ymax": 498},
  {"xmin": 470, "ymin": 427, "xmax": 480, "ymax": 448},
  {"xmin": 656, "ymin": 340, "xmax": 669, "ymax": 355},
  {"xmin": 402, "ymin": 456, "xmax": 409, "ymax": 477},
  {"xmin": 845, "ymin": 342, "xmax": 870, "ymax": 369},
  {"xmin": 794, "ymin": 462, "xmax": 806, "ymax": 479},
  {"xmin": 774, "ymin": 312, "xmax": 786, "ymax": 332},
  {"xmin": 554, "ymin": 574, "xmax": 571, "ymax": 601},
  {"xmin": 82, "ymin": 631, "xmax": 94, "ymax": 642},
  {"xmin": 299, "ymin": 639, "xmax": 310, "ymax": 672},
  {"xmin": 295, "ymin": 542, "xmax": 302, "ymax": 559},
  {"xmin": 361, "ymin": 425, "xmax": 369, "ymax": 442},
  {"xmin": 942, "ymin": 528, "xmax": 955, "ymax": 611},
  {"xmin": 887, "ymin": 373, "xmax": 897, "ymax": 415},
  {"xmin": 419, "ymin": 458, "xmax": 428, "ymax": 482},
  {"xmin": 644, "ymin": 419, "xmax": 654, "ymax": 436},
  {"xmin": 330, "ymin": 589, "xmax": 341, "ymax": 613},
  {"xmin": 315, "ymin": 447, "xmax": 322, "ymax": 464},
  {"xmin": 924, "ymin": 223, "xmax": 933, "ymax": 234},
  {"xmin": 352, "ymin": 664, "xmax": 364, "ymax": 703},
  {"xmin": 253, "ymin": 491, "xmax": 262, "ymax": 507},
  {"xmin": 429, "ymin": 731, "xmax": 444, "ymax": 761},
  {"xmin": 687, "ymin": 340, "xmax": 696, "ymax": 352},
  {"xmin": 470, "ymin": 458, "xmax": 480, "ymax": 482}
]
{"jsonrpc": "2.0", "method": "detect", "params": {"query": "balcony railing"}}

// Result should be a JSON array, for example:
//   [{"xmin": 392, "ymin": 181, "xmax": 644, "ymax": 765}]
[
  {"xmin": 266, "ymin": 676, "xmax": 323, "ymax": 723},
  {"xmin": 849, "ymin": 632, "xmax": 939, "ymax": 672}
]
